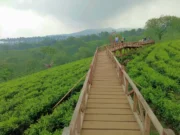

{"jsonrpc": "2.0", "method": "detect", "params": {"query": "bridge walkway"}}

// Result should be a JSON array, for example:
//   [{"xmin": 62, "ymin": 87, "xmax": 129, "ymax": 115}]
[{"xmin": 81, "ymin": 51, "xmax": 141, "ymax": 135}]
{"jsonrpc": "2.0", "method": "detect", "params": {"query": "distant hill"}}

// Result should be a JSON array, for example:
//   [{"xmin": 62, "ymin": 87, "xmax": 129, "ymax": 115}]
[
  {"xmin": 0, "ymin": 27, "xmax": 132, "ymax": 44},
  {"xmin": 66, "ymin": 27, "xmax": 132, "ymax": 36}
]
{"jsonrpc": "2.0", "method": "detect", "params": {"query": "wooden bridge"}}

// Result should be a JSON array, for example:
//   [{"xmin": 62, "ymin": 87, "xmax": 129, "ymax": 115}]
[{"xmin": 62, "ymin": 41, "xmax": 175, "ymax": 135}]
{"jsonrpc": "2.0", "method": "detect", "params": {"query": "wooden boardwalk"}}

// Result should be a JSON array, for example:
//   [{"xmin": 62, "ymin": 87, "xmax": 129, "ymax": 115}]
[
  {"xmin": 63, "ymin": 42, "xmax": 175, "ymax": 135},
  {"xmin": 81, "ymin": 51, "xmax": 141, "ymax": 135}
]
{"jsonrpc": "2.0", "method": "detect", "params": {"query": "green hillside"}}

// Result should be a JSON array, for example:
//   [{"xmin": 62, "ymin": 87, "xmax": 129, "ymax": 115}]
[
  {"xmin": 117, "ymin": 40, "xmax": 180, "ymax": 132},
  {"xmin": 0, "ymin": 33, "xmax": 109, "ymax": 83},
  {"xmin": 0, "ymin": 57, "xmax": 92, "ymax": 135}
]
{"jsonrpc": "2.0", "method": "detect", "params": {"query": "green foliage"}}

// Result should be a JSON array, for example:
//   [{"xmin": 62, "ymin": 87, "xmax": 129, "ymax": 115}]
[
  {"xmin": 0, "ymin": 33, "xmax": 109, "ymax": 83},
  {"xmin": 0, "ymin": 57, "xmax": 91, "ymax": 135},
  {"xmin": 145, "ymin": 15, "xmax": 180, "ymax": 41},
  {"xmin": 24, "ymin": 92, "xmax": 79, "ymax": 135},
  {"xmin": 120, "ymin": 40, "xmax": 180, "ymax": 132}
]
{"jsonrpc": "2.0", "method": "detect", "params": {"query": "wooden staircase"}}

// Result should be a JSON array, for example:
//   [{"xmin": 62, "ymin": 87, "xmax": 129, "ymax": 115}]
[
  {"xmin": 81, "ymin": 51, "xmax": 141, "ymax": 135},
  {"xmin": 62, "ymin": 42, "xmax": 175, "ymax": 135}
]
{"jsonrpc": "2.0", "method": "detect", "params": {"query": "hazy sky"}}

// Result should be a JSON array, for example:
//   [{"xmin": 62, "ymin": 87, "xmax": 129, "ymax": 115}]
[{"xmin": 0, "ymin": 0, "xmax": 180, "ymax": 38}]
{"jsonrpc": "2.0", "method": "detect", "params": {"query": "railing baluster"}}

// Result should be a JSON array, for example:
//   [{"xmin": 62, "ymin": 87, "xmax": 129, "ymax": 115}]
[
  {"xmin": 133, "ymin": 93, "xmax": 138, "ymax": 112},
  {"xmin": 76, "ymin": 112, "xmax": 81, "ymax": 134},
  {"xmin": 144, "ymin": 113, "xmax": 151, "ymax": 135},
  {"xmin": 125, "ymin": 78, "xmax": 129, "ymax": 94},
  {"xmin": 138, "ymin": 101, "xmax": 145, "ymax": 122}
]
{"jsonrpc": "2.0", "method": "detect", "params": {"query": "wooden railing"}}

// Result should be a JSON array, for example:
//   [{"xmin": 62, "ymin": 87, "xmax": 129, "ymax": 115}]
[
  {"xmin": 106, "ymin": 47, "xmax": 175, "ymax": 135},
  {"xmin": 62, "ymin": 48, "xmax": 99, "ymax": 135},
  {"xmin": 110, "ymin": 40, "xmax": 155, "ymax": 52}
]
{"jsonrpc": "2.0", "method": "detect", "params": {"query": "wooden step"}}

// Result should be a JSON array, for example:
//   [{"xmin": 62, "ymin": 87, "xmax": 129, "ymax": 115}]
[
  {"xmin": 92, "ymin": 82, "xmax": 120, "ymax": 86},
  {"xmin": 87, "ymin": 103, "xmax": 130, "ymax": 109},
  {"xmin": 80, "ymin": 51, "xmax": 141, "ymax": 135},
  {"xmin": 82, "ymin": 121, "xmax": 140, "ymax": 130},
  {"xmin": 93, "ymin": 77, "xmax": 119, "ymax": 80},
  {"xmin": 91, "ymin": 87, "xmax": 123, "ymax": 90},
  {"xmin": 91, "ymin": 85, "xmax": 122, "ymax": 88},
  {"xmin": 92, "ymin": 80, "xmax": 120, "ymax": 83},
  {"xmin": 93, "ymin": 78, "xmax": 119, "ymax": 81},
  {"xmin": 81, "ymin": 129, "xmax": 141, "ymax": 135},
  {"xmin": 88, "ymin": 99, "xmax": 128, "ymax": 104},
  {"xmin": 90, "ymin": 91, "xmax": 125, "ymax": 95},
  {"xmin": 89, "ymin": 95, "xmax": 126, "ymax": 99},
  {"xmin": 86, "ymin": 108, "xmax": 132, "ymax": 115},
  {"xmin": 84, "ymin": 114, "xmax": 136, "ymax": 121},
  {"xmin": 90, "ymin": 90, "xmax": 123, "ymax": 92},
  {"xmin": 93, "ymin": 74, "xmax": 117, "ymax": 76}
]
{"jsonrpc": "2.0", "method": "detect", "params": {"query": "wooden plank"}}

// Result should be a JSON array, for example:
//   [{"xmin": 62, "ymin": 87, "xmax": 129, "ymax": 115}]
[
  {"xmin": 91, "ymin": 85, "xmax": 122, "ymax": 89},
  {"xmin": 133, "ymin": 93, "xmax": 138, "ymax": 112},
  {"xmin": 81, "ymin": 130, "xmax": 141, "ymax": 135},
  {"xmin": 82, "ymin": 121, "xmax": 140, "ymax": 130},
  {"xmin": 88, "ymin": 99, "xmax": 128, "ymax": 104},
  {"xmin": 87, "ymin": 103, "xmax": 130, "ymax": 109},
  {"xmin": 94, "ymin": 72, "xmax": 117, "ymax": 74},
  {"xmin": 95, "ymin": 67, "xmax": 114, "ymax": 69},
  {"xmin": 89, "ymin": 95, "xmax": 126, "ymax": 99},
  {"xmin": 94, "ymin": 75, "xmax": 118, "ymax": 78},
  {"xmin": 90, "ymin": 91, "xmax": 125, "ymax": 95},
  {"xmin": 144, "ymin": 113, "xmax": 150, "ymax": 135},
  {"xmin": 91, "ymin": 83, "xmax": 121, "ymax": 86},
  {"xmin": 95, "ymin": 66, "xmax": 114, "ymax": 68},
  {"xmin": 92, "ymin": 81, "xmax": 120, "ymax": 85},
  {"xmin": 90, "ymin": 87, "xmax": 123, "ymax": 92},
  {"xmin": 86, "ymin": 108, "xmax": 133, "ymax": 115},
  {"xmin": 93, "ymin": 78, "xmax": 119, "ymax": 81},
  {"xmin": 91, "ymin": 84, "xmax": 122, "ymax": 87},
  {"xmin": 92, "ymin": 80, "xmax": 120, "ymax": 83},
  {"xmin": 84, "ymin": 114, "xmax": 136, "ymax": 121},
  {"xmin": 62, "ymin": 127, "xmax": 70, "ymax": 135}
]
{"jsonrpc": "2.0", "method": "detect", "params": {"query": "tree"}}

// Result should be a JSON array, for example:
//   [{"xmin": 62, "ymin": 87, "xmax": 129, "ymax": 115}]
[
  {"xmin": 74, "ymin": 47, "xmax": 93, "ymax": 59},
  {"xmin": 40, "ymin": 46, "xmax": 56, "ymax": 58},
  {"xmin": 145, "ymin": 16, "xmax": 175, "ymax": 40}
]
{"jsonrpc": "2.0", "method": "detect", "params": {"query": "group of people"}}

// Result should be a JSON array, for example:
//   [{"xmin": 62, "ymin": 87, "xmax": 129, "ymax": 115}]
[
  {"xmin": 139, "ymin": 37, "xmax": 151, "ymax": 42},
  {"xmin": 115, "ymin": 36, "xmax": 125, "ymax": 43},
  {"xmin": 114, "ymin": 36, "xmax": 151, "ymax": 44}
]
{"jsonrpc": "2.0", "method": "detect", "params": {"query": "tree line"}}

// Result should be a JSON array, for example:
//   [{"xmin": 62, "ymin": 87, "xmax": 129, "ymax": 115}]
[{"xmin": 0, "ymin": 15, "xmax": 180, "ymax": 82}]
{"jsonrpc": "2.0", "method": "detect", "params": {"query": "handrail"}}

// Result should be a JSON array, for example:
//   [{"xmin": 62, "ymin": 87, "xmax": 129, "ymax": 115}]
[
  {"xmin": 62, "ymin": 47, "xmax": 99, "ymax": 135},
  {"xmin": 106, "ymin": 47, "xmax": 175, "ymax": 135},
  {"xmin": 109, "ymin": 40, "xmax": 155, "ymax": 52}
]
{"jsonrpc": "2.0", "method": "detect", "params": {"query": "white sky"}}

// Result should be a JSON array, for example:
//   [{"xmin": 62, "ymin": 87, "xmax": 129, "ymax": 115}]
[{"xmin": 0, "ymin": 0, "xmax": 180, "ymax": 38}]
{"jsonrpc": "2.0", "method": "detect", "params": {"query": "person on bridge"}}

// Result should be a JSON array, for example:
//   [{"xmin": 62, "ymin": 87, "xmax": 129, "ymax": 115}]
[
  {"xmin": 121, "ymin": 37, "xmax": 125, "ymax": 43},
  {"xmin": 115, "ymin": 36, "xmax": 119, "ymax": 44}
]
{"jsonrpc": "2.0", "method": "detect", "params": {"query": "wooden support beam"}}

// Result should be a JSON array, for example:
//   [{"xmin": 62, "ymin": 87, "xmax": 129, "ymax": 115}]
[
  {"xmin": 138, "ymin": 101, "xmax": 145, "ymax": 123},
  {"xmin": 144, "ymin": 113, "xmax": 150, "ymax": 135},
  {"xmin": 128, "ymin": 89, "xmax": 134, "ymax": 96},
  {"xmin": 125, "ymin": 78, "xmax": 129, "ymax": 94},
  {"xmin": 133, "ymin": 93, "xmax": 138, "ymax": 112},
  {"xmin": 163, "ymin": 129, "xmax": 175, "ymax": 135}
]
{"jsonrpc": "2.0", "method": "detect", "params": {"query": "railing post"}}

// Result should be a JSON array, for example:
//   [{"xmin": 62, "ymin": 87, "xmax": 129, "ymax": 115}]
[
  {"xmin": 138, "ymin": 101, "xmax": 145, "ymax": 123},
  {"xmin": 125, "ymin": 78, "xmax": 129, "ymax": 94},
  {"xmin": 119, "ymin": 67, "xmax": 123, "ymax": 84},
  {"xmin": 144, "ymin": 113, "xmax": 151, "ymax": 135},
  {"xmin": 121, "ymin": 66, "xmax": 125, "ymax": 87},
  {"xmin": 88, "ymin": 65, "xmax": 93, "ymax": 85},
  {"xmin": 133, "ymin": 93, "xmax": 138, "ymax": 112},
  {"xmin": 76, "ymin": 112, "xmax": 81, "ymax": 134}
]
